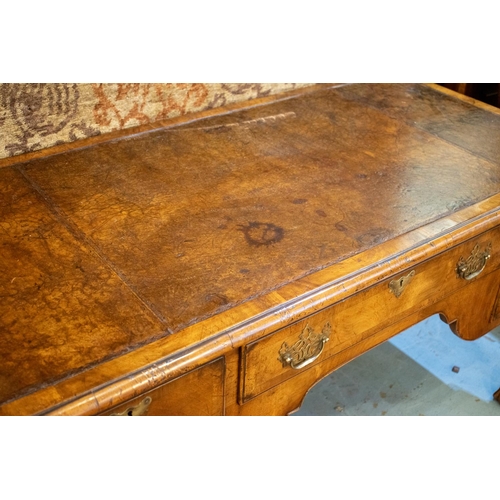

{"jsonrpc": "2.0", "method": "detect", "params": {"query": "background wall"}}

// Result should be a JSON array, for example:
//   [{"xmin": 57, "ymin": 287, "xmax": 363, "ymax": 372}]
[{"xmin": 0, "ymin": 83, "xmax": 312, "ymax": 160}]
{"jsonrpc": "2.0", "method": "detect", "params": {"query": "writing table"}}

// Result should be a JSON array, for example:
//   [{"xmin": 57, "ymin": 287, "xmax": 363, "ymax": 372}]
[{"xmin": 1, "ymin": 83, "xmax": 500, "ymax": 415}]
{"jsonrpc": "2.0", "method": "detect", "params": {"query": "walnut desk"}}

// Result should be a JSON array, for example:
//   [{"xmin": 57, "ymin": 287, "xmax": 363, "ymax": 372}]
[{"xmin": 2, "ymin": 83, "xmax": 500, "ymax": 416}]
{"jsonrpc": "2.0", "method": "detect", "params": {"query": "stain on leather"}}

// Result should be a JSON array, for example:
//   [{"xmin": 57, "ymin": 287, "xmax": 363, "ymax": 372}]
[{"xmin": 239, "ymin": 222, "xmax": 284, "ymax": 247}]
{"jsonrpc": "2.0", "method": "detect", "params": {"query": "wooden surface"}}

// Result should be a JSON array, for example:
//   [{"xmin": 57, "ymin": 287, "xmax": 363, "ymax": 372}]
[
  {"xmin": 98, "ymin": 358, "xmax": 225, "ymax": 416},
  {"xmin": 2, "ymin": 83, "xmax": 500, "ymax": 415},
  {"xmin": 241, "ymin": 229, "xmax": 500, "ymax": 403}
]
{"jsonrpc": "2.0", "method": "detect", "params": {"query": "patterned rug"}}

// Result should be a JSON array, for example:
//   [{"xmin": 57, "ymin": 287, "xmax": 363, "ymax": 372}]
[{"xmin": 0, "ymin": 83, "xmax": 311, "ymax": 159}]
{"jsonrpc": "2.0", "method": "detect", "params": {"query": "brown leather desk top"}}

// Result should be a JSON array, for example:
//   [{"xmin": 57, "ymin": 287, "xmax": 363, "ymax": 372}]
[{"xmin": 2, "ymin": 83, "xmax": 500, "ymax": 411}]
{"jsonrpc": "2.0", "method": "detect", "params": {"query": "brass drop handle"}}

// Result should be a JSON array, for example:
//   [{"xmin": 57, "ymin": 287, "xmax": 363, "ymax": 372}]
[
  {"xmin": 456, "ymin": 243, "xmax": 491, "ymax": 280},
  {"xmin": 286, "ymin": 337, "xmax": 328, "ymax": 369},
  {"xmin": 278, "ymin": 322, "xmax": 331, "ymax": 370},
  {"xmin": 111, "ymin": 396, "xmax": 152, "ymax": 416}
]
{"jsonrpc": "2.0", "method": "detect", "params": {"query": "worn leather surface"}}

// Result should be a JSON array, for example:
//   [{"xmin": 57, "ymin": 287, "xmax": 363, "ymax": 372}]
[{"xmin": 2, "ymin": 83, "xmax": 500, "ymax": 404}]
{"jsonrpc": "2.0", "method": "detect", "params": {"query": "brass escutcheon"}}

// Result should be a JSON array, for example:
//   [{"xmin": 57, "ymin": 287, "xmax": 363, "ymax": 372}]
[
  {"xmin": 278, "ymin": 322, "xmax": 331, "ymax": 370},
  {"xmin": 389, "ymin": 270, "xmax": 416, "ymax": 298},
  {"xmin": 456, "ymin": 243, "xmax": 492, "ymax": 280},
  {"xmin": 111, "ymin": 396, "xmax": 152, "ymax": 416}
]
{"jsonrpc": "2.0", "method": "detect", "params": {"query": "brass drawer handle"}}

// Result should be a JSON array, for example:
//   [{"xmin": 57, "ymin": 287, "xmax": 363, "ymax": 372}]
[
  {"xmin": 456, "ymin": 243, "xmax": 492, "ymax": 280},
  {"xmin": 389, "ymin": 270, "xmax": 415, "ymax": 298},
  {"xmin": 278, "ymin": 322, "xmax": 331, "ymax": 370},
  {"xmin": 111, "ymin": 396, "xmax": 152, "ymax": 416}
]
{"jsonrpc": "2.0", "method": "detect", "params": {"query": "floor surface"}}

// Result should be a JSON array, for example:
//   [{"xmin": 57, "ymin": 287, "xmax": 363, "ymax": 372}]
[{"xmin": 294, "ymin": 315, "xmax": 500, "ymax": 416}]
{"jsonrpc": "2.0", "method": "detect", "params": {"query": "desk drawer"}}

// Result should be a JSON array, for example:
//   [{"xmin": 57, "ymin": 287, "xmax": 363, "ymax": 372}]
[
  {"xmin": 240, "ymin": 228, "xmax": 500, "ymax": 402},
  {"xmin": 102, "ymin": 358, "xmax": 225, "ymax": 416}
]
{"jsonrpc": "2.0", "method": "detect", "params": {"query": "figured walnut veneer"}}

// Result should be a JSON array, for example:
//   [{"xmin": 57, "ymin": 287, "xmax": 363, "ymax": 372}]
[{"xmin": 1, "ymin": 83, "xmax": 500, "ymax": 416}]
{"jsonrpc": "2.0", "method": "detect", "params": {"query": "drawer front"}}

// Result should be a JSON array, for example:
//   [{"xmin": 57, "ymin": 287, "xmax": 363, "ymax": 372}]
[
  {"xmin": 241, "ymin": 228, "xmax": 500, "ymax": 402},
  {"xmin": 102, "ymin": 358, "xmax": 225, "ymax": 416}
]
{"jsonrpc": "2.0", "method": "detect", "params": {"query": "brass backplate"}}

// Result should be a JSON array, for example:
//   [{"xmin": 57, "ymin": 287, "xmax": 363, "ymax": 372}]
[{"xmin": 389, "ymin": 270, "xmax": 416, "ymax": 298}]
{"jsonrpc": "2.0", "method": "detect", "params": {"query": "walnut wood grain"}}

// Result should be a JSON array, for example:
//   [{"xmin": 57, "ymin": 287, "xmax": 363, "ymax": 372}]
[
  {"xmin": 241, "ymin": 229, "xmax": 500, "ymax": 402},
  {"xmin": 98, "ymin": 357, "xmax": 225, "ymax": 416},
  {"xmin": 226, "ymin": 268, "xmax": 500, "ymax": 416},
  {"xmin": 18, "ymin": 84, "xmax": 500, "ymax": 333},
  {"xmin": 2, "ymin": 83, "xmax": 500, "ymax": 416},
  {"xmin": 0, "ymin": 168, "xmax": 164, "ymax": 405}
]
